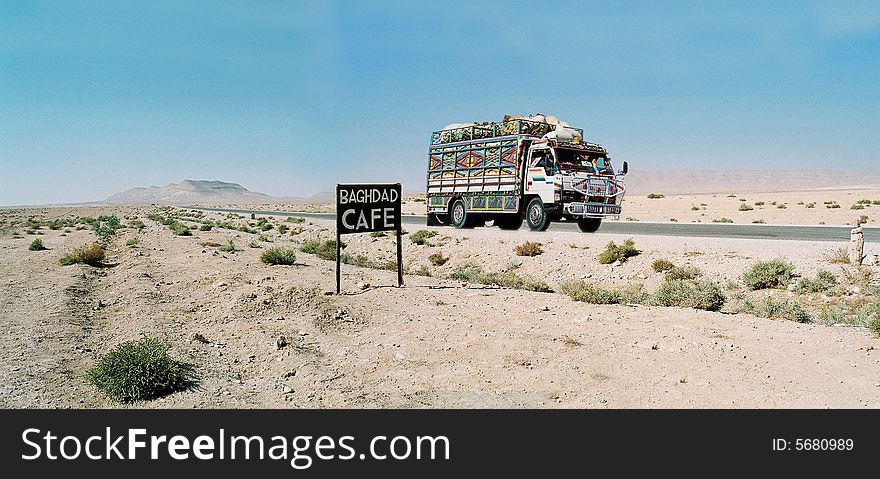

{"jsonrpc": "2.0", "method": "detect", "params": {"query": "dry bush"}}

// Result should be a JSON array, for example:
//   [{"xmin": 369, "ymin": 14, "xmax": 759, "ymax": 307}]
[
  {"xmin": 428, "ymin": 252, "xmax": 448, "ymax": 266},
  {"xmin": 515, "ymin": 241, "xmax": 544, "ymax": 257},
  {"xmin": 59, "ymin": 243, "xmax": 105, "ymax": 266}
]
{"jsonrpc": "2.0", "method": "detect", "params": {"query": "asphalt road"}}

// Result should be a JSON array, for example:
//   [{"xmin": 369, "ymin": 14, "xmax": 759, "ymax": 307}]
[{"xmin": 187, "ymin": 206, "xmax": 878, "ymax": 243}]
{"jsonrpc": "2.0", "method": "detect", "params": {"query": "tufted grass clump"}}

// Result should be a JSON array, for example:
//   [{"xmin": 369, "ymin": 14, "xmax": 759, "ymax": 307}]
[
  {"xmin": 29, "ymin": 238, "xmax": 46, "ymax": 251},
  {"xmin": 260, "ymin": 247, "xmax": 296, "ymax": 265},
  {"xmin": 755, "ymin": 298, "xmax": 812, "ymax": 323},
  {"xmin": 665, "ymin": 265, "xmax": 701, "ymax": 281},
  {"xmin": 59, "ymin": 243, "xmax": 105, "ymax": 266},
  {"xmin": 655, "ymin": 279, "xmax": 726, "ymax": 311},
  {"xmin": 559, "ymin": 280, "xmax": 622, "ymax": 304},
  {"xmin": 742, "ymin": 259, "xmax": 794, "ymax": 290},
  {"xmin": 647, "ymin": 193, "xmax": 665, "ymax": 199},
  {"xmin": 597, "ymin": 239, "xmax": 639, "ymax": 264},
  {"xmin": 651, "ymin": 259, "xmax": 674, "ymax": 272},
  {"xmin": 87, "ymin": 337, "xmax": 195, "ymax": 402},
  {"xmin": 410, "ymin": 230, "xmax": 437, "ymax": 245}
]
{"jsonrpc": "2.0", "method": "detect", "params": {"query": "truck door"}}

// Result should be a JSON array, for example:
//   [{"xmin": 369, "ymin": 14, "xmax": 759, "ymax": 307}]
[{"xmin": 525, "ymin": 147, "xmax": 556, "ymax": 204}]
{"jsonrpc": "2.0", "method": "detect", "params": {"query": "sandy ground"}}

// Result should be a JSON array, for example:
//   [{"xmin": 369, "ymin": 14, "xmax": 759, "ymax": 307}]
[
  {"xmin": 1, "ymin": 206, "xmax": 879, "ymax": 409},
  {"xmin": 209, "ymin": 187, "xmax": 880, "ymax": 227}
]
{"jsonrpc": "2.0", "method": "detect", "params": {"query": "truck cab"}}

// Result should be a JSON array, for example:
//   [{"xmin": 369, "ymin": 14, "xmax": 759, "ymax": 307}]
[{"xmin": 523, "ymin": 138, "xmax": 626, "ymax": 231}]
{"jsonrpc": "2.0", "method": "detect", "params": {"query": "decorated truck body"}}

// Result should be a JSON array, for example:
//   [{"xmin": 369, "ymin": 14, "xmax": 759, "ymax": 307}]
[{"xmin": 425, "ymin": 117, "xmax": 627, "ymax": 232}]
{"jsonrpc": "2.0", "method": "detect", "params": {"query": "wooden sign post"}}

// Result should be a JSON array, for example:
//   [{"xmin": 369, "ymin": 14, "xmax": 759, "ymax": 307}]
[{"xmin": 336, "ymin": 183, "xmax": 403, "ymax": 294}]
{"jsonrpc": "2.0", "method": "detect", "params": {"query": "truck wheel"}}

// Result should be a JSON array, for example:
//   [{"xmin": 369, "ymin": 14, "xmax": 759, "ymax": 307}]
[
  {"xmin": 450, "ymin": 199, "xmax": 471, "ymax": 229},
  {"xmin": 526, "ymin": 198, "xmax": 550, "ymax": 231},
  {"xmin": 495, "ymin": 215, "xmax": 523, "ymax": 230},
  {"xmin": 577, "ymin": 217, "xmax": 602, "ymax": 233}
]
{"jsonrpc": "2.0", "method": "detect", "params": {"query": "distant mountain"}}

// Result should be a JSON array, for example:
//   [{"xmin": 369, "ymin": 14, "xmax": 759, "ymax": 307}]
[
  {"xmin": 623, "ymin": 169, "xmax": 880, "ymax": 195},
  {"xmin": 103, "ymin": 179, "xmax": 331, "ymax": 205}
]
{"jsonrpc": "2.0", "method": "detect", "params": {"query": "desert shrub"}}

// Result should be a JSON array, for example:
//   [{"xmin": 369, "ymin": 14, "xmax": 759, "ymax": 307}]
[
  {"xmin": 651, "ymin": 259, "xmax": 674, "ymax": 272},
  {"xmin": 341, "ymin": 254, "xmax": 375, "ymax": 268},
  {"xmin": 128, "ymin": 219, "xmax": 145, "ymax": 230},
  {"xmin": 752, "ymin": 219, "xmax": 765, "ymax": 224},
  {"xmin": 277, "ymin": 224, "xmax": 288, "ymax": 234},
  {"xmin": 199, "ymin": 223, "xmax": 213, "ymax": 231},
  {"xmin": 369, "ymin": 231, "xmax": 386, "ymax": 238},
  {"xmin": 218, "ymin": 240, "xmax": 237, "ymax": 253},
  {"xmin": 655, "ymin": 280, "xmax": 726, "ymax": 311},
  {"xmin": 200, "ymin": 241, "xmax": 221, "ymax": 247},
  {"xmin": 869, "ymin": 317, "xmax": 880, "ymax": 336},
  {"xmin": 559, "ymin": 280, "xmax": 622, "ymax": 304},
  {"xmin": 449, "ymin": 263, "xmax": 485, "ymax": 283},
  {"xmin": 738, "ymin": 204, "xmax": 754, "ymax": 211},
  {"xmin": 712, "ymin": 217, "xmax": 734, "ymax": 223},
  {"xmin": 796, "ymin": 270, "xmax": 837, "ymax": 293},
  {"xmin": 755, "ymin": 298, "xmax": 811, "ymax": 323},
  {"xmin": 261, "ymin": 247, "xmax": 296, "ymax": 265},
  {"xmin": 429, "ymin": 252, "xmax": 448, "ymax": 266},
  {"xmin": 59, "ymin": 243, "xmax": 105, "ymax": 266},
  {"xmin": 249, "ymin": 241, "xmax": 261, "ymax": 248},
  {"xmin": 777, "ymin": 204, "xmax": 787, "ymax": 209},
  {"xmin": 805, "ymin": 202, "xmax": 815, "ymax": 208},
  {"xmin": 515, "ymin": 241, "xmax": 544, "ymax": 257},
  {"xmin": 167, "ymin": 221, "xmax": 191, "ymax": 236},
  {"xmin": 826, "ymin": 203, "xmax": 841, "ymax": 209},
  {"xmin": 285, "ymin": 217, "xmax": 305, "ymax": 223},
  {"xmin": 742, "ymin": 259, "xmax": 795, "ymax": 290},
  {"xmin": 257, "ymin": 234, "xmax": 269, "ymax": 242},
  {"xmin": 754, "ymin": 201, "xmax": 765, "ymax": 206},
  {"xmin": 125, "ymin": 238, "xmax": 140, "ymax": 247},
  {"xmin": 94, "ymin": 215, "xmax": 120, "ymax": 241},
  {"xmin": 851, "ymin": 204, "xmax": 865, "ymax": 210},
  {"xmin": 410, "ymin": 230, "xmax": 437, "ymax": 245},
  {"xmin": 665, "ymin": 265, "xmax": 701, "ymax": 281},
  {"xmin": 300, "ymin": 239, "xmax": 337, "ymax": 260},
  {"xmin": 858, "ymin": 215, "xmax": 869, "ymax": 224},
  {"xmin": 410, "ymin": 265, "xmax": 432, "ymax": 277},
  {"xmin": 28, "ymin": 238, "xmax": 46, "ymax": 251},
  {"xmin": 646, "ymin": 193, "xmax": 665, "ymax": 199},
  {"xmin": 88, "ymin": 337, "xmax": 194, "ymax": 402},
  {"xmin": 597, "ymin": 239, "xmax": 639, "ymax": 264},
  {"xmin": 450, "ymin": 263, "xmax": 551, "ymax": 292}
]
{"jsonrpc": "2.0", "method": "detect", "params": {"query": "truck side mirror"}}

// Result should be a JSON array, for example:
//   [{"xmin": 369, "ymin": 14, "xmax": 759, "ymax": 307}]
[{"xmin": 620, "ymin": 161, "xmax": 628, "ymax": 175}]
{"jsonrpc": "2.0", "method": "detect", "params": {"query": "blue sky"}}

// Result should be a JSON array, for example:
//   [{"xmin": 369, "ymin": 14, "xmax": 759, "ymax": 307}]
[{"xmin": 1, "ymin": 0, "xmax": 879, "ymax": 205}]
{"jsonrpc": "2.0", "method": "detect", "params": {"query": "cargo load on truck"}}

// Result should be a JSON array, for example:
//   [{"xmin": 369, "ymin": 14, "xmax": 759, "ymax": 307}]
[{"xmin": 425, "ymin": 114, "xmax": 628, "ymax": 232}]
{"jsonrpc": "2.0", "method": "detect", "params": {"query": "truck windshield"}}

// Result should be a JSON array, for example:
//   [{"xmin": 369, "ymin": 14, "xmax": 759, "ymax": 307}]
[{"xmin": 554, "ymin": 149, "xmax": 613, "ymax": 175}]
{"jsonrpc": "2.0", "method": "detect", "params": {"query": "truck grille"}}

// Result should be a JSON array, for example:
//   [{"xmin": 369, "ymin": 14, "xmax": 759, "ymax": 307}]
[{"xmin": 569, "ymin": 177, "xmax": 609, "ymax": 196}]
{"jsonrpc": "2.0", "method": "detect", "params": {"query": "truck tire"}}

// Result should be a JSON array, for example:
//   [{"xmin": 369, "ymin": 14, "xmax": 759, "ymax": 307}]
[
  {"xmin": 495, "ymin": 215, "xmax": 523, "ymax": 230},
  {"xmin": 526, "ymin": 198, "xmax": 550, "ymax": 231},
  {"xmin": 450, "ymin": 198, "xmax": 472, "ymax": 229},
  {"xmin": 577, "ymin": 217, "xmax": 602, "ymax": 233}
]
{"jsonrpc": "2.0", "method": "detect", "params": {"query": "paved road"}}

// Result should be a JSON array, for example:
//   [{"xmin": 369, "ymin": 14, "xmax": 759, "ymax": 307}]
[{"xmin": 187, "ymin": 206, "xmax": 879, "ymax": 243}]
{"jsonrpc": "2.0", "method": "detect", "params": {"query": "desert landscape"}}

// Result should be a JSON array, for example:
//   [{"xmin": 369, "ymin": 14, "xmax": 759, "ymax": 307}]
[{"xmin": 1, "ymin": 176, "xmax": 879, "ymax": 408}]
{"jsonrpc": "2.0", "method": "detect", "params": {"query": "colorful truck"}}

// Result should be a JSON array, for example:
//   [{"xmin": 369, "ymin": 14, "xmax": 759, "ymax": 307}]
[{"xmin": 425, "ymin": 117, "xmax": 627, "ymax": 232}]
